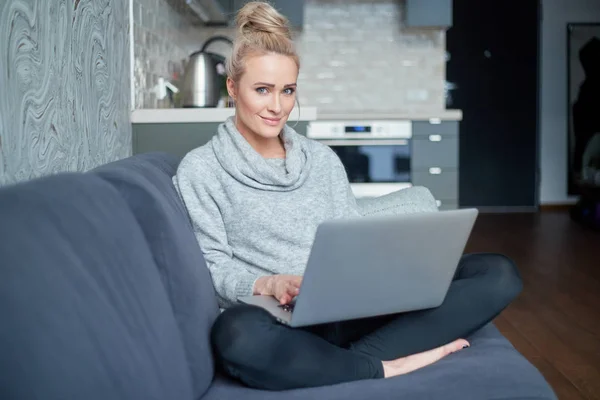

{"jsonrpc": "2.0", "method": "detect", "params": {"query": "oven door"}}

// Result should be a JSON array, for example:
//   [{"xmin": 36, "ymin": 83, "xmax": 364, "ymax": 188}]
[{"xmin": 318, "ymin": 139, "xmax": 412, "ymax": 198}]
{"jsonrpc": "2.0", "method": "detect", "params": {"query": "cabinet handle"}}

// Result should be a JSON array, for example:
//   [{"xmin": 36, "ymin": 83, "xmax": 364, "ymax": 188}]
[
  {"xmin": 429, "ymin": 167, "xmax": 442, "ymax": 175},
  {"xmin": 429, "ymin": 134, "xmax": 442, "ymax": 142}
]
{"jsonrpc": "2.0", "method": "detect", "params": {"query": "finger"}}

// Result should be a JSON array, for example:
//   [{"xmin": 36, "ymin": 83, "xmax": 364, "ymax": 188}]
[
  {"xmin": 277, "ymin": 286, "xmax": 289, "ymax": 302},
  {"xmin": 276, "ymin": 288, "xmax": 286, "ymax": 303},
  {"xmin": 286, "ymin": 283, "xmax": 300, "ymax": 295},
  {"xmin": 276, "ymin": 291, "xmax": 284, "ymax": 304},
  {"xmin": 289, "ymin": 280, "xmax": 302, "ymax": 289}
]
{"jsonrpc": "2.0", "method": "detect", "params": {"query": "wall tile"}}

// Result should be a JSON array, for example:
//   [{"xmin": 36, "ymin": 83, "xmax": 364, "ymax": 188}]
[
  {"xmin": 199, "ymin": 0, "xmax": 447, "ymax": 114},
  {"xmin": 133, "ymin": 0, "xmax": 212, "ymax": 108},
  {"xmin": 287, "ymin": 0, "xmax": 447, "ymax": 114}
]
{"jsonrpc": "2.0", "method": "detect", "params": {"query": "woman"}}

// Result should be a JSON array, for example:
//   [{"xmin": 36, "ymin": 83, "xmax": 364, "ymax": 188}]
[{"xmin": 173, "ymin": 1, "xmax": 522, "ymax": 391}]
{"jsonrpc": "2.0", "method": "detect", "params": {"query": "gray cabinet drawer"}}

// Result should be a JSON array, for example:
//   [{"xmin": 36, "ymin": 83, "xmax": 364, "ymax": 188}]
[
  {"xmin": 411, "ymin": 136, "xmax": 458, "ymax": 169},
  {"xmin": 412, "ymin": 170, "xmax": 458, "ymax": 200},
  {"xmin": 412, "ymin": 121, "xmax": 458, "ymax": 137}
]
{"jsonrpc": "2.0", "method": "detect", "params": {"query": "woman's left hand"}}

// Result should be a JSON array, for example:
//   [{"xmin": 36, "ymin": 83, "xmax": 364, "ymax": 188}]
[{"xmin": 254, "ymin": 274, "xmax": 302, "ymax": 304}]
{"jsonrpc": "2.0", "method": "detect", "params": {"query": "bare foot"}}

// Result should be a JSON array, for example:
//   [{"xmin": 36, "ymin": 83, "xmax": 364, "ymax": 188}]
[{"xmin": 382, "ymin": 339, "xmax": 470, "ymax": 378}]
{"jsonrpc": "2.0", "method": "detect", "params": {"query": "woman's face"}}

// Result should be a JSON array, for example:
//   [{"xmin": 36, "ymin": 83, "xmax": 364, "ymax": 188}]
[{"xmin": 228, "ymin": 53, "xmax": 298, "ymax": 144}]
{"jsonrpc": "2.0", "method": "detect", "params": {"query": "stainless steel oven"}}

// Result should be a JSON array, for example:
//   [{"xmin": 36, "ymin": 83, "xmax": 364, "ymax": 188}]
[{"xmin": 307, "ymin": 121, "xmax": 413, "ymax": 198}]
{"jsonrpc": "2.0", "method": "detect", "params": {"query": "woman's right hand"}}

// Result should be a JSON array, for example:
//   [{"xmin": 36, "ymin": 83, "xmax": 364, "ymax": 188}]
[{"xmin": 254, "ymin": 275, "xmax": 302, "ymax": 305}]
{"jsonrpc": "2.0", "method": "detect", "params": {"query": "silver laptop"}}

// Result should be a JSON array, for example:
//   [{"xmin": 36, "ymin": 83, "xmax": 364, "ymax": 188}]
[{"xmin": 238, "ymin": 208, "xmax": 478, "ymax": 328}]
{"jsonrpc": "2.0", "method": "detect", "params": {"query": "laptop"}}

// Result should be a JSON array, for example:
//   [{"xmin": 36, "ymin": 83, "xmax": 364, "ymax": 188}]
[{"xmin": 238, "ymin": 208, "xmax": 478, "ymax": 328}]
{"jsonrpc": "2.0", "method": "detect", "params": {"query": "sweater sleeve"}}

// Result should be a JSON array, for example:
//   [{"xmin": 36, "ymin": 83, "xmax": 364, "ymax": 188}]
[{"xmin": 173, "ymin": 155, "xmax": 260, "ymax": 309}]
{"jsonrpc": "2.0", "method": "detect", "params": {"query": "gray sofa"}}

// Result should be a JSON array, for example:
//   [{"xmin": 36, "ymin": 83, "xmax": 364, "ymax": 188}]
[{"xmin": 0, "ymin": 152, "xmax": 556, "ymax": 399}]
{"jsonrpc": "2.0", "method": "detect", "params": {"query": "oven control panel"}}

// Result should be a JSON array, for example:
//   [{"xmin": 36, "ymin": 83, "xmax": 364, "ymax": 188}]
[{"xmin": 306, "ymin": 120, "xmax": 412, "ymax": 139}]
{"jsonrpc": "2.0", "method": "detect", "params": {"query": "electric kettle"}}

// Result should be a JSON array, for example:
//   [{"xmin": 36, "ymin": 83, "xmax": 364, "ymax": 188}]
[{"xmin": 181, "ymin": 35, "xmax": 233, "ymax": 108}]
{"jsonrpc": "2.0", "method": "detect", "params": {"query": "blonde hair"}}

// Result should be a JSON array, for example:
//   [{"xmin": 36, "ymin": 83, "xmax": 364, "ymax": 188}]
[{"xmin": 226, "ymin": 1, "xmax": 300, "ymax": 82}]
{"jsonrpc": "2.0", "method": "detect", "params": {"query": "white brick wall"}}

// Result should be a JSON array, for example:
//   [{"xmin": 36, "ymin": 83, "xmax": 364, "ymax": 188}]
[
  {"xmin": 134, "ymin": 0, "xmax": 448, "ymax": 113},
  {"xmin": 296, "ymin": 0, "xmax": 446, "ymax": 113}
]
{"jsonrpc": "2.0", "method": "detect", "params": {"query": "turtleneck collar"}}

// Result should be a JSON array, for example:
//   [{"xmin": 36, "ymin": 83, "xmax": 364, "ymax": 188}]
[{"xmin": 211, "ymin": 116, "xmax": 313, "ymax": 191}]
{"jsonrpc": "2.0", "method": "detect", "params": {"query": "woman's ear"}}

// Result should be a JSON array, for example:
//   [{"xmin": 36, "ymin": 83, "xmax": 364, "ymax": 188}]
[{"xmin": 226, "ymin": 77, "xmax": 236, "ymax": 101}]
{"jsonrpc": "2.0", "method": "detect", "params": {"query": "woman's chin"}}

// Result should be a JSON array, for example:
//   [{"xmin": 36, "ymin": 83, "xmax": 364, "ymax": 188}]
[
  {"xmin": 256, "ymin": 122, "xmax": 286, "ymax": 138},
  {"xmin": 258, "ymin": 129, "xmax": 283, "ymax": 140}
]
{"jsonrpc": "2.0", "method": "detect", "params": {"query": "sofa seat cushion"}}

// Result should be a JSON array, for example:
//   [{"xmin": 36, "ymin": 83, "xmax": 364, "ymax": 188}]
[
  {"xmin": 201, "ymin": 323, "xmax": 556, "ymax": 400},
  {"xmin": 0, "ymin": 174, "xmax": 193, "ymax": 400},
  {"xmin": 91, "ymin": 152, "xmax": 220, "ymax": 399}
]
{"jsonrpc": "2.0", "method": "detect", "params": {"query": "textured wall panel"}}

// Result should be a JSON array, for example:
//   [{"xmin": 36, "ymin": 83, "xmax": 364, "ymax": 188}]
[{"xmin": 0, "ymin": 0, "xmax": 131, "ymax": 186}]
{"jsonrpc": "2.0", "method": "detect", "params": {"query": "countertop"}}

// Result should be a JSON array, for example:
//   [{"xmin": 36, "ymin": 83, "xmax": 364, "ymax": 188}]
[
  {"xmin": 131, "ymin": 107, "xmax": 318, "ymax": 124},
  {"xmin": 130, "ymin": 108, "xmax": 462, "ymax": 124},
  {"xmin": 316, "ymin": 110, "xmax": 463, "ymax": 121}
]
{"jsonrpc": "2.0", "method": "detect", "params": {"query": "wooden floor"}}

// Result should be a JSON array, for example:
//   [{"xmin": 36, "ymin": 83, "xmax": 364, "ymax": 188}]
[{"xmin": 465, "ymin": 211, "xmax": 600, "ymax": 400}]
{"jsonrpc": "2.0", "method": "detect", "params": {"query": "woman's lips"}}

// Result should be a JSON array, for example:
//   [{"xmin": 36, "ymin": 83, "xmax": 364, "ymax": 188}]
[{"xmin": 260, "ymin": 116, "xmax": 281, "ymax": 126}]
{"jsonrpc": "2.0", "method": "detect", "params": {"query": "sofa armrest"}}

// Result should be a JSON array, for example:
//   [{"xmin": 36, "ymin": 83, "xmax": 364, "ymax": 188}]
[{"xmin": 356, "ymin": 186, "xmax": 439, "ymax": 217}]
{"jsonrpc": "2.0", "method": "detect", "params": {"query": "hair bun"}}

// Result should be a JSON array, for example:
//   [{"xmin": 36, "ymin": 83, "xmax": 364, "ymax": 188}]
[
  {"xmin": 236, "ymin": 1, "xmax": 292, "ymax": 40},
  {"xmin": 226, "ymin": 1, "xmax": 299, "ymax": 81}
]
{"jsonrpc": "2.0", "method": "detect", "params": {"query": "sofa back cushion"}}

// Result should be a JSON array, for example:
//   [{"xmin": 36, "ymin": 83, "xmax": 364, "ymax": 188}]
[
  {"xmin": 92, "ymin": 152, "xmax": 220, "ymax": 399},
  {"xmin": 0, "ymin": 174, "xmax": 193, "ymax": 400}
]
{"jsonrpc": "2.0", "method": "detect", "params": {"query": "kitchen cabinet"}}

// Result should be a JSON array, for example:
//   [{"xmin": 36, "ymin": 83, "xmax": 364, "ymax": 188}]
[
  {"xmin": 133, "ymin": 121, "xmax": 310, "ymax": 159},
  {"xmin": 412, "ymin": 137, "xmax": 458, "ymax": 169},
  {"xmin": 131, "ymin": 108, "xmax": 317, "ymax": 159},
  {"xmin": 411, "ymin": 121, "xmax": 459, "ymax": 210},
  {"xmin": 133, "ymin": 123, "xmax": 221, "ymax": 159},
  {"xmin": 405, "ymin": 0, "xmax": 452, "ymax": 28},
  {"xmin": 215, "ymin": 0, "xmax": 230, "ymax": 11}
]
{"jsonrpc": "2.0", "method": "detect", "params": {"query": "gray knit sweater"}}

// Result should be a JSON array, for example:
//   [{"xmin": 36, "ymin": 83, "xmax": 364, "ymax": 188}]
[{"xmin": 173, "ymin": 117, "xmax": 360, "ymax": 308}]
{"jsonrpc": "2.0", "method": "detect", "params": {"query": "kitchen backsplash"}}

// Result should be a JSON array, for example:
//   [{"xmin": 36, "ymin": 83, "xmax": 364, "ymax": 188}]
[
  {"xmin": 132, "ymin": 0, "xmax": 212, "ymax": 109},
  {"xmin": 296, "ymin": 0, "xmax": 447, "ymax": 114},
  {"xmin": 0, "ymin": 0, "xmax": 131, "ymax": 185},
  {"xmin": 134, "ymin": 0, "xmax": 447, "ymax": 113}
]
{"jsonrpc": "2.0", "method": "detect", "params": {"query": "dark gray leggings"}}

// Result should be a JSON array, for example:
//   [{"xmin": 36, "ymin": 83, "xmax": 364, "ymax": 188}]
[{"xmin": 211, "ymin": 253, "xmax": 523, "ymax": 390}]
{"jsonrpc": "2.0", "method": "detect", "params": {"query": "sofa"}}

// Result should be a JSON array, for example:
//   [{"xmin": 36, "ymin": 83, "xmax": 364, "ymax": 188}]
[{"xmin": 0, "ymin": 152, "xmax": 556, "ymax": 399}]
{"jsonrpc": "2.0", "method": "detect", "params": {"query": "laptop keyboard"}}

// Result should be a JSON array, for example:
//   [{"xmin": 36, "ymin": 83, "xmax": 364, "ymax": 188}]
[{"xmin": 277, "ymin": 303, "xmax": 294, "ymax": 313}]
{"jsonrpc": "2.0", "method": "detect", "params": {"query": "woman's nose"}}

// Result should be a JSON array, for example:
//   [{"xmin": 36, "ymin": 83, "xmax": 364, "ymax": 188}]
[{"xmin": 268, "ymin": 95, "xmax": 282, "ymax": 113}]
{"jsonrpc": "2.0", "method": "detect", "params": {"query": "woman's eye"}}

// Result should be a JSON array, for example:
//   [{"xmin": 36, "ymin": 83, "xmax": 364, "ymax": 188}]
[
  {"xmin": 284, "ymin": 88, "xmax": 295, "ymax": 95},
  {"xmin": 256, "ymin": 87, "xmax": 268, "ymax": 94}
]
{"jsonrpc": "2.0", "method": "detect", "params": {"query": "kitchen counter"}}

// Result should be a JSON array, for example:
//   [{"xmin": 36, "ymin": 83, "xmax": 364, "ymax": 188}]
[
  {"xmin": 131, "ymin": 107, "xmax": 318, "ymax": 124},
  {"xmin": 316, "ymin": 110, "xmax": 463, "ymax": 121},
  {"xmin": 131, "ymin": 108, "xmax": 461, "ymax": 123}
]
